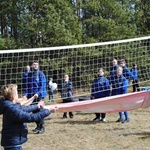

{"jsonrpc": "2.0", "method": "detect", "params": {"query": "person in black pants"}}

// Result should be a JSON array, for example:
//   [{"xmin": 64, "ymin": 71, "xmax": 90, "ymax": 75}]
[
  {"xmin": 91, "ymin": 68, "xmax": 110, "ymax": 122},
  {"xmin": 23, "ymin": 61, "xmax": 47, "ymax": 134},
  {"xmin": 0, "ymin": 84, "xmax": 56, "ymax": 150},
  {"xmin": 130, "ymin": 63, "xmax": 140, "ymax": 92},
  {"xmin": 60, "ymin": 73, "xmax": 74, "ymax": 119}
]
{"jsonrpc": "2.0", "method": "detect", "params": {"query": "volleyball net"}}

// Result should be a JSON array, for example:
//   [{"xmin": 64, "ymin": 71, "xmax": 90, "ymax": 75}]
[{"xmin": 0, "ymin": 36, "xmax": 150, "ymax": 102}]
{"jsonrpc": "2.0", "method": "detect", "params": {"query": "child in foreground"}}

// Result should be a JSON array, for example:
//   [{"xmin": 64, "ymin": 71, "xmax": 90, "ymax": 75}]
[{"xmin": 0, "ymin": 84, "xmax": 57, "ymax": 150}]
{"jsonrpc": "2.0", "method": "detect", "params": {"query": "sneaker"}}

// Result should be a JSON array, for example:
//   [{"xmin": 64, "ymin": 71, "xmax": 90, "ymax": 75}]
[
  {"xmin": 32, "ymin": 127, "xmax": 40, "ymax": 133},
  {"xmin": 37, "ymin": 128, "xmax": 45, "ymax": 134},
  {"xmin": 116, "ymin": 118, "xmax": 124, "ymax": 122},
  {"xmin": 69, "ymin": 114, "xmax": 74, "ymax": 119},
  {"xmin": 100, "ymin": 118, "xmax": 106, "ymax": 122},
  {"xmin": 122, "ymin": 119, "xmax": 130, "ymax": 123},
  {"xmin": 48, "ymin": 100, "xmax": 54, "ymax": 102},
  {"xmin": 63, "ymin": 114, "xmax": 67, "ymax": 119},
  {"xmin": 93, "ymin": 117, "xmax": 100, "ymax": 122}
]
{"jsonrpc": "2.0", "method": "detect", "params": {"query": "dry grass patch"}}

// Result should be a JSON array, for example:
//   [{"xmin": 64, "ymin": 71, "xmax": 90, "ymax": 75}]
[{"xmin": 1, "ymin": 107, "xmax": 148, "ymax": 150}]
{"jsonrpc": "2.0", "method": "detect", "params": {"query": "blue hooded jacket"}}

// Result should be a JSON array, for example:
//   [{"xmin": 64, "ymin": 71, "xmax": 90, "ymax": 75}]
[
  {"xmin": 0, "ymin": 98, "xmax": 50, "ymax": 147},
  {"xmin": 122, "ymin": 65, "xmax": 134, "ymax": 80},
  {"xmin": 115, "ymin": 74, "xmax": 128, "ymax": 95},
  {"xmin": 109, "ymin": 65, "xmax": 119, "ymax": 88},
  {"xmin": 130, "ymin": 67, "xmax": 138, "ymax": 80},
  {"xmin": 22, "ymin": 70, "xmax": 31, "ymax": 90},
  {"xmin": 24, "ymin": 69, "xmax": 47, "ymax": 98},
  {"xmin": 91, "ymin": 76, "xmax": 110, "ymax": 99}
]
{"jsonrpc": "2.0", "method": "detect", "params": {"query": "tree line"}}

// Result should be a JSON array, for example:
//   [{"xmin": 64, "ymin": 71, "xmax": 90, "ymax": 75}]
[
  {"xmin": 0, "ymin": 0, "xmax": 149, "ymax": 49},
  {"xmin": 0, "ymin": 0, "xmax": 149, "ymax": 92}
]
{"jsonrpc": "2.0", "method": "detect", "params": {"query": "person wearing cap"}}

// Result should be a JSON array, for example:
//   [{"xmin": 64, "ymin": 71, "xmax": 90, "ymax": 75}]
[{"xmin": 91, "ymin": 68, "xmax": 110, "ymax": 122}]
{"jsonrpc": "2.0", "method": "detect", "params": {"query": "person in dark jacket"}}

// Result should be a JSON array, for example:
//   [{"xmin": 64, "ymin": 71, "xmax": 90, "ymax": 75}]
[
  {"xmin": 23, "ymin": 61, "xmax": 47, "ymax": 134},
  {"xmin": 109, "ymin": 59, "xmax": 119, "ymax": 96},
  {"xmin": 0, "ymin": 84, "xmax": 56, "ymax": 150},
  {"xmin": 120, "ymin": 59, "xmax": 134, "ymax": 84},
  {"xmin": 22, "ymin": 65, "xmax": 31, "ymax": 92},
  {"xmin": 115, "ymin": 66, "xmax": 129, "ymax": 123},
  {"xmin": 91, "ymin": 68, "xmax": 110, "ymax": 122},
  {"xmin": 130, "ymin": 63, "xmax": 140, "ymax": 92},
  {"xmin": 60, "ymin": 73, "xmax": 74, "ymax": 119}
]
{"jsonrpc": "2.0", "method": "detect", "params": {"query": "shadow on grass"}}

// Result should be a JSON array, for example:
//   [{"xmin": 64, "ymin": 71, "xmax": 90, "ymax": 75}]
[
  {"xmin": 75, "ymin": 112, "xmax": 93, "ymax": 115},
  {"xmin": 123, "ymin": 131, "xmax": 150, "ymax": 139},
  {"xmin": 53, "ymin": 120, "xmax": 115, "ymax": 125}
]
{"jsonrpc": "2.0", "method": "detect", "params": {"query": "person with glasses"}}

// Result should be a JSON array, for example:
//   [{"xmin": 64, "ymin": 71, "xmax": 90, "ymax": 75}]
[{"xmin": 23, "ymin": 61, "xmax": 47, "ymax": 134}]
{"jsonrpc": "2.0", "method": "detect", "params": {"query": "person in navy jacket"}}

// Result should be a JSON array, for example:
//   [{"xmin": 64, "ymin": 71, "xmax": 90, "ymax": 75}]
[
  {"xmin": 60, "ymin": 73, "xmax": 74, "ymax": 119},
  {"xmin": 120, "ymin": 59, "xmax": 134, "ymax": 84},
  {"xmin": 109, "ymin": 59, "xmax": 119, "ymax": 96},
  {"xmin": 22, "ymin": 65, "xmax": 31, "ymax": 92},
  {"xmin": 91, "ymin": 68, "xmax": 110, "ymax": 122},
  {"xmin": 130, "ymin": 63, "xmax": 140, "ymax": 92},
  {"xmin": 0, "ymin": 84, "xmax": 56, "ymax": 150},
  {"xmin": 115, "ymin": 66, "xmax": 129, "ymax": 123},
  {"xmin": 23, "ymin": 61, "xmax": 47, "ymax": 134}
]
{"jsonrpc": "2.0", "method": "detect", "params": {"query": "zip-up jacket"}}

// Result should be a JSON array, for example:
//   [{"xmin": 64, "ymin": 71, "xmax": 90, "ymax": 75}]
[
  {"xmin": 0, "ymin": 98, "xmax": 50, "ymax": 147},
  {"xmin": 91, "ymin": 76, "xmax": 110, "ymax": 98}
]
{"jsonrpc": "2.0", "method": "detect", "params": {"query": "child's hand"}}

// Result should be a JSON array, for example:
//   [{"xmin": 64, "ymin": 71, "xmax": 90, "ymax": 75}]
[
  {"xmin": 38, "ymin": 101, "xmax": 45, "ymax": 109},
  {"xmin": 34, "ymin": 94, "xmax": 38, "ymax": 98},
  {"xmin": 22, "ymin": 96, "xmax": 27, "ymax": 101},
  {"xmin": 50, "ymin": 106, "xmax": 58, "ymax": 113}
]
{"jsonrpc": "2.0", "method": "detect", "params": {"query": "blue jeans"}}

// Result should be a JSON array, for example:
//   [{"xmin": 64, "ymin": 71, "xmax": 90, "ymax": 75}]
[
  {"xmin": 4, "ymin": 146, "xmax": 22, "ymax": 150},
  {"xmin": 119, "ymin": 112, "xmax": 129, "ymax": 120}
]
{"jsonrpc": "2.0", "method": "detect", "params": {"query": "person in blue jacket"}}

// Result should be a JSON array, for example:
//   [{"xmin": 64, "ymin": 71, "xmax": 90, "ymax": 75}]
[
  {"xmin": 0, "ymin": 84, "xmax": 56, "ymax": 150},
  {"xmin": 120, "ymin": 59, "xmax": 134, "ymax": 84},
  {"xmin": 23, "ymin": 61, "xmax": 47, "ymax": 134},
  {"xmin": 60, "ymin": 73, "xmax": 74, "ymax": 119},
  {"xmin": 130, "ymin": 63, "xmax": 140, "ymax": 92},
  {"xmin": 115, "ymin": 66, "xmax": 129, "ymax": 123},
  {"xmin": 109, "ymin": 59, "xmax": 119, "ymax": 96},
  {"xmin": 22, "ymin": 65, "xmax": 31, "ymax": 92},
  {"xmin": 91, "ymin": 68, "xmax": 110, "ymax": 122}
]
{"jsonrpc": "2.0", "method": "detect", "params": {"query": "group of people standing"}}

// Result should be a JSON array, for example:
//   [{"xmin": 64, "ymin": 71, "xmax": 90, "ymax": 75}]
[
  {"xmin": 21, "ymin": 61, "xmax": 74, "ymax": 133},
  {"xmin": 22, "ymin": 59, "xmax": 140, "ymax": 125},
  {"xmin": 91, "ymin": 58, "xmax": 140, "ymax": 123},
  {"xmin": 0, "ymin": 59, "xmax": 140, "ymax": 150},
  {"xmin": 0, "ymin": 60, "xmax": 58, "ymax": 150}
]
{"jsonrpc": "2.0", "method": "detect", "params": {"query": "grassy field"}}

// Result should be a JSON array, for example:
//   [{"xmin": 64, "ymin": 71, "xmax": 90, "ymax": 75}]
[{"xmin": 0, "ymin": 107, "xmax": 149, "ymax": 150}]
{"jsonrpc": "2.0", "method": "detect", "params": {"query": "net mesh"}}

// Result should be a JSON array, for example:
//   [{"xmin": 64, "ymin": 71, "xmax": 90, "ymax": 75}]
[{"xmin": 0, "ymin": 36, "xmax": 150, "ymax": 101}]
